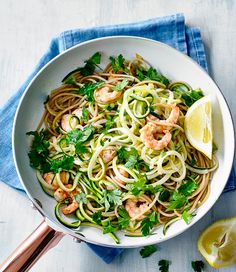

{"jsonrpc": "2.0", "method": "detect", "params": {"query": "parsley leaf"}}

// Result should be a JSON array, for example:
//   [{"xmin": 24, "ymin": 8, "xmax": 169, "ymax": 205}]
[
  {"xmin": 75, "ymin": 192, "xmax": 87, "ymax": 204},
  {"xmin": 182, "ymin": 210, "xmax": 193, "ymax": 224},
  {"xmin": 141, "ymin": 211, "xmax": 158, "ymax": 236},
  {"xmin": 118, "ymin": 208, "xmax": 130, "ymax": 229},
  {"xmin": 62, "ymin": 52, "xmax": 102, "ymax": 82},
  {"xmin": 178, "ymin": 179, "xmax": 198, "ymax": 196},
  {"xmin": 26, "ymin": 130, "xmax": 51, "ymax": 172},
  {"xmin": 102, "ymin": 219, "xmax": 118, "ymax": 234},
  {"xmin": 126, "ymin": 177, "xmax": 147, "ymax": 196},
  {"xmin": 166, "ymin": 191, "xmax": 187, "ymax": 211},
  {"xmin": 159, "ymin": 188, "xmax": 171, "ymax": 202},
  {"xmin": 102, "ymin": 115, "xmax": 116, "ymax": 134},
  {"xmin": 112, "ymin": 79, "xmax": 129, "ymax": 91},
  {"xmin": 140, "ymin": 245, "xmax": 158, "ymax": 258},
  {"xmin": 68, "ymin": 126, "xmax": 95, "ymax": 144},
  {"xmin": 191, "ymin": 260, "xmax": 205, "ymax": 272},
  {"xmin": 81, "ymin": 108, "xmax": 89, "ymax": 122},
  {"xmin": 77, "ymin": 81, "xmax": 104, "ymax": 102},
  {"xmin": 75, "ymin": 142, "xmax": 88, "ymax": 155},
  {"xmin": 171, "ymin": 84, "xmax": 203, "ymax": 107},
  {"xmin": 102, "ymin": 189, "xmax": 122, "ymax": 211},
  {"xmin": 136, "ymin": 67, "xmax": 169, "ymax": 86},
  {"xmin": 92, "ymin": 211, "xmax": 102, "ymax": 225},
  {"xmin": 117, "ymin": 147, "xmax": 139, "ymax": 169},
  {"xmin": 109, "ymin": 54, "xmax": 125, "ymax": 72},
  {"xmin": 50, "ymin": 155, "xmax": 74, "ymax": 173},
  {"xmin": 158, "ymin": 260, "xmax": 170, "ymax": 272}
]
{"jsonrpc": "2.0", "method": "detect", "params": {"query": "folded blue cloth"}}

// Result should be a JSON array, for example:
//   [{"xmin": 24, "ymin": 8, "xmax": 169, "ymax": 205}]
[{"xmin": 0, "ymin": 13, "xmax": 235, "ymax": 264}]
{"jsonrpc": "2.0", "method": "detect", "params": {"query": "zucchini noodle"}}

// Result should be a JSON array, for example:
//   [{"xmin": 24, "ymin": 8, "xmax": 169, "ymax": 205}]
[{"xmin": 28, "ymin": 53, "xmax": 217, "ymax": 243}]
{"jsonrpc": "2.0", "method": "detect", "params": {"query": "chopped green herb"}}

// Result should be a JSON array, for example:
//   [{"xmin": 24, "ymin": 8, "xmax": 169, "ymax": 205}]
[
  {"xmin": 50, "ymin": 155, "xmax": 74, "ymax": 173},
  {"xmin": 92, "ymin": 211, "xmax": 102, "ymax": 224},
  {"xmin": 81, "ymin": 108, "xmax": 89, "ymax": 122},
  {"xmin": 166, "ymin": 191, "xmax": 187, "ymax": 211},
  {"xmin": 158, "ymin": 259, "xmax": 170, "ymax": 272},
  {"xmin": 141, "ymin": 211, "xmax": 158, "ymax": 236},
  {"xmin": 171, "ymin": 84, "xmax": 203, "ymax": 107},
  {"xmin": 62, "ymin": 52, "xmax": 102, "ymax": 83},
  {"xmin": 182, "ymin": 210, "xmax": 193, "ymax": 224},
  {"xmin": 117, "ymin": 146, "xmax": 139, "ymax": 169},
  {"xmin": 102, "ymin": 219, "xmax": 118, "ymax": 234},
  {"xmin": 127, "ymin": 176, "xmax": 147, "ymax": 196},
  {"xmin": 112, "ymin": 79, "xmax": 129, "ymax": 91},
  {"xmin": 26, "ymin": 130, "xmax": 51, "ymax": 172},
  {"xmin": 136, "ymin": 67, "xmax": 169, "ymax": 86},
  {"xmin": 118, "ymin": 208, "xmax": 130, "ymax": 229},
  {"xmin": 102, "ymin": 189, "xmax": 122, "ymax": 211},
  {"xmin": 102, "ymin": 115, "xmax": 116, "ymax": 134},
  {"xmin": 106, "ymin": 105, "xmax": 113, "ymax": 111},
  {"xmin": 140, "ymin": 245, "xmax": 158, "ymax": 258},
  {"xmin": 159, "ymin": 189, "xmax": 170, "ymax": 202},
  {"xmin": 178, "ymin": 179, "xmax": 198, "ymax": 196},
  {"xmin": 75, "ymin": 142, "xmax": 88, "ymax": 155},
  {"xmin": 75, "ymin": 192, "xmax": 87, "ymax": 204},
  {"xmin": 109, "ymin": 54, "xmax": 125, "ymax": 72},
  {"xmin": 68, "ymin": 126, "xmax": 95, "ymax": 144},
  {"xmin": 77, "ymin": 81, "xmax": 104, "ymax": 102},
  {"xmin": 191, "ymin": 260, "xmax": 205, "ymax": 272}
]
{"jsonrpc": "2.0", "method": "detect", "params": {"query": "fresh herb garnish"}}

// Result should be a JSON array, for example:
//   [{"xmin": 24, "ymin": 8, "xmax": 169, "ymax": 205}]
[
  {"xmin": 102, "ymin": 219, "xmax": 118, "ymax": 234},
  {"xmin": 102, "ymin": 115, "xmax": 116, "ymax": 134},
  {"xmin": 26, "ymin": 130, "xmax": 51, "ymax": 172},
  {"xmin": 178, "ymin": 178, "xmax": 198, "ymax": 196},
  {"xmin": 141, "ymin": 211, "xmax": 158, "ymax": 236},
  {"xmin": 81, "ymin": 108, "xmax": 89, "ymax": 122},
  {"xmin": 136, "ymin": 67, "xmax": 169, "ymax": 86},
  {"xmin": 109, "ymin": 54, "xmax": 125, "ymax": 73},
  {"xmin": 182, "ymin": 209, "xmax": 194, "ymax": 224},
  {"xmin": 50, "ymin": 155, "xmax": 74, "ymax": 173},
  {"xmin": 158, "ymin": 259, "xmax": 170, "ymax": 272},
  {"xmin": 75, "ymin": 192, "xmax": 87, "ymax": 204},
  {"xmin": 77, "ymin": 81, "xmax": 104, "ymax": 102},
  {"xmin": 159, "ymin": 188, "xmax": 171, "ymax": 202},
  {"xmin": 126, "ymin": 176, "xmax": 147, "ymax": 196},
  {"xmin": 68, "ymin": 126, "xmax": 95, "ymax": 144},
  {"xmin": 112, "ymin": 79, "xmax": 129, "ymax": 91},
  {"xmin": 171, "ymin": 84, "xmax": 203, "ymax": 107},
  {"xmin": 102, "ymin": 189, "xmax": 122, "ymax": 211},
  {"xmin": 92, "ymin": 211, "xmax": 102, "ymax": 225},
  {"xmin": 139, "ymin": 245, "xmax": 158, "ymax": 258},
  {"xmin": 166, "ymin": 191, "xmax": 187, "ymax": 211},
  {"xmin": 191, "ymin": 260, "xmax": 205, "ymax": 272},
  {"xmin": 118, "ymin": 208, "xmax": 130, "ymax": 229},
  {"xmin": 117, "ymin": 147, "xmax": 139, "ymax": 169},
  {"xmin": 62, "ymin": 52, "xmax": 102, "ymax": 83}
]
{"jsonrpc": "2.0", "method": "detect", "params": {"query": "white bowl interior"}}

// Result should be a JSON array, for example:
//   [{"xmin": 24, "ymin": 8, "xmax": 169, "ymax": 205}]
[{"xmin": 13, "ymin": 36, "xmax": 234, "ymax": 248}]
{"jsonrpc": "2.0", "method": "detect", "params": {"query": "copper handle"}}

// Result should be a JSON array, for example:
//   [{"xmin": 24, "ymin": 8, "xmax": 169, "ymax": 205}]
[{"xmin": 0, "ymin": 220, "xmax": 64, "ymax": 272}]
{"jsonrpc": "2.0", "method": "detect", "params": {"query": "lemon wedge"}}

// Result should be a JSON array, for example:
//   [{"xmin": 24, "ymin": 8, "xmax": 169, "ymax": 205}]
[
  {"xmin": 198, "ymin": 217, "xmax": 236, "ymax": 268},
  {"xmin": 184, "ymin": 96, "xmax": 212, "ymax": 159}
]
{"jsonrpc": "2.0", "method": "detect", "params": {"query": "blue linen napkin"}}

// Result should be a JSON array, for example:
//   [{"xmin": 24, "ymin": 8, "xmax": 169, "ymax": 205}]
[{"xmin": 0, "ymin": 13, "xmax": 235, "ymax": 264}]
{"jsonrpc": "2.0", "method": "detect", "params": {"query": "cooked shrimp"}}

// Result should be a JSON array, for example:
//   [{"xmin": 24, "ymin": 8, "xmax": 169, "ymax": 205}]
[
  {"xmin": 140, "ymin": 122, "xmax": 171, "ymax": 150},
  {"xmin": 43, "ymin": 171, "xmax": 68, "ymax": 190},
  {"xmin": 125, "ymin": 197, "xmax": 150, "ymax": 220},
  {"xmin": 164, "ymin": 104, "xmax": 179, "ymax": 125},
  {"xmin": 54, "ymin": 188, "xmax": 68, "ymax": 202},
  {"xmin": 61, "ymin": 108, "xmax": 83, "ymax": 132},
  {"xmin": 100, "ymin": 146, "xmax": 117, "ymax": 163},
  {"xmin": 94, "ymin": 86, "xmax": 121, "ymax": 104},
  {"xmin": 62, "ymin": 200, "xmax": 79, "ymax": 215}
]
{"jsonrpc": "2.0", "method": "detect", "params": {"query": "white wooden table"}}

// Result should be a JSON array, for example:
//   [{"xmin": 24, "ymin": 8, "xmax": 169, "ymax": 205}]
[{"xmin": 0, "ymin": 1, "xmax": 236, "ymax": 271}]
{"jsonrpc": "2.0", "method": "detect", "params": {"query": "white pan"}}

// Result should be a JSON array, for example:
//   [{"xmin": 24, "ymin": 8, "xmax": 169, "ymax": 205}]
[{"xmin": 0, "ymin": 36, "xmax": 234, "ymax": 271}]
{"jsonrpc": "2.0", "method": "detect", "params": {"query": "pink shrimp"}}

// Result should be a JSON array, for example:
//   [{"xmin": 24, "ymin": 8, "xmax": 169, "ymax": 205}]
[
  {"xmin": 140, "ymin": 122, "xmax": 171, "ymax": 150},
  {"xmin": 61, "ymin": 108, "xmax": 83, "ymax": 132},
  {"xmin": 43, "ymin": 171, "xmax": 68, "ymax": 190},
  {"xmin": 125, "ymin": 197, "xmax": 150, "ymax": 220},
  {"xmin": 94, "ymin": 86, "xmax": 121, "ymax": 104},
  {"xmin": 100, "ymin": 146, "xmax": 117, "ymax": 163}
]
